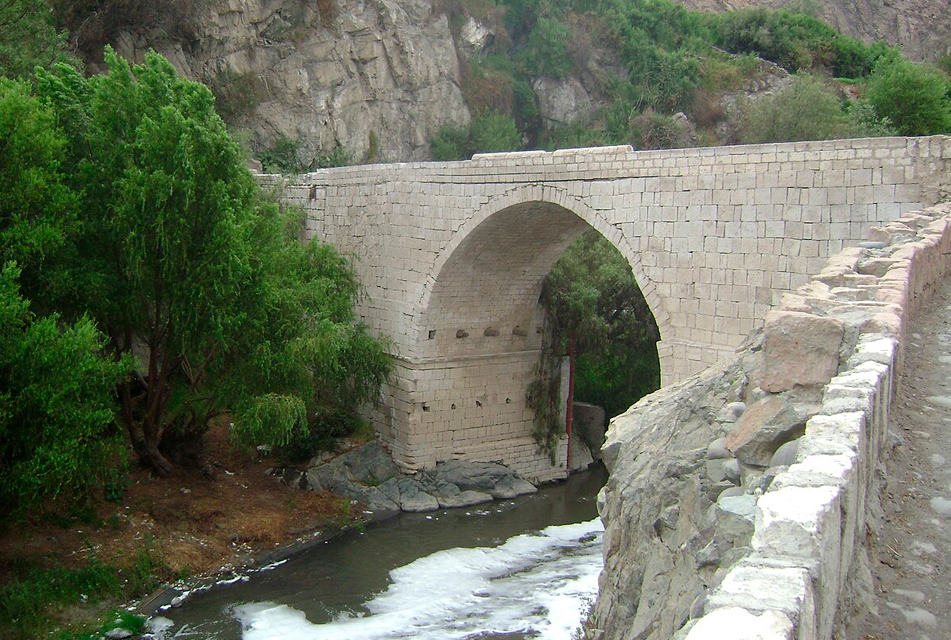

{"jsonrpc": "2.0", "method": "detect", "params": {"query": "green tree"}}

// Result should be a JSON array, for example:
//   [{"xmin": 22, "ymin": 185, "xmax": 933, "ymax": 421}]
[
  {"xmin": 865, "ymin": 52, "xmax": 951, "ymax": 136},
  {"xmin": 738, "ymin": 74, "xmax": 846, "ymax": 143},
  {"xmin": 36, "ymin": 49, "xmax": 390, "ymax": 475},
  {"xmin": 531, "ymin": 230, "xmax": 659, "ymax": 458},
  {"xmin": 0, "ymin": 0, "xmax": 71, "ymax": 79},
  {"xmin": 0, "ymin": 78, "xmax": 76, "ymax": 306},
  {"xmin": 0, "ymin": 263, "xmax": 130, "ymax": 519}
]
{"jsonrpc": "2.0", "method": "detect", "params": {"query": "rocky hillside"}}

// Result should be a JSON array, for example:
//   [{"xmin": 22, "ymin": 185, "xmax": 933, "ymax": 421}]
[{"xmin": 90, "ymin": 0, "xmax": 951, "ymax": 164}]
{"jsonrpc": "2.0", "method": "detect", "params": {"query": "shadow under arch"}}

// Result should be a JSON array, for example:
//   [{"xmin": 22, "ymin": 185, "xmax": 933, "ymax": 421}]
[{"xmin": 411, "ymin": 183, "xmax": 673, "ymax": 383}]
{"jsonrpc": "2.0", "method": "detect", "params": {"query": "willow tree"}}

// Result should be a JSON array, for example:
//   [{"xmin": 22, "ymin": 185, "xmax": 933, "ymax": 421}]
[{"xmin": 36, "ymin": 49, "xmax": 390, "ymax": 475}]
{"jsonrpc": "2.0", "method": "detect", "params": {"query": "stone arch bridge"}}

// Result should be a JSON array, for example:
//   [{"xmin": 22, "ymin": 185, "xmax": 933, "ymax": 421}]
[{"xmin": 270, "ymin": 136, "xmax": 950, "ymax": 482}]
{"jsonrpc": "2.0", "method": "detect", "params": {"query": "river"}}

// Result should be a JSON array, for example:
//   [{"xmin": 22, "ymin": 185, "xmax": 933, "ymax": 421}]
[{"xmin": 156, "ymin": 465, "xmax": 607, "ymax": 640}]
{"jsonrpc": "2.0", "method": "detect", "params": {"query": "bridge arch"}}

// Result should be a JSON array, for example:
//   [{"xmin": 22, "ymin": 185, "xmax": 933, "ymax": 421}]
[
  {"xmin": 388, "ymin": 184, "xmax": 669, "ymax": 481},
  {"xmin": 412, "ymin": 183, "xmax": 672, "ymax": 377}
]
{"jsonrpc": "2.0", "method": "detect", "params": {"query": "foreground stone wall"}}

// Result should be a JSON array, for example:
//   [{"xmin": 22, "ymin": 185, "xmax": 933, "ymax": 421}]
[
  {"xmin": 271, "ymin": 136, "xmax": 950, "ymax": 482},
  {"xmin": 591, "ymin": 204, "xmax": 951, "ymax": 640}
]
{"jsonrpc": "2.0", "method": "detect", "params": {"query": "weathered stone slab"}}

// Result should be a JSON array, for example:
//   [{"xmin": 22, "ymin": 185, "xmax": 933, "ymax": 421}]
[
  {"xmin": 763, "ymin": 310, "xmax": 845, "ymax": 392},
  {"xmin": 726, "ymin": 396, "xmax": 806, "ymax": 466}
]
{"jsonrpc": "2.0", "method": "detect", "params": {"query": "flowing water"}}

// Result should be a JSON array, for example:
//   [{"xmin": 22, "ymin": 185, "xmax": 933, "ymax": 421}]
[{"xmin": 157, "ymin": 465, "xmax": 607, "ymax": 640}]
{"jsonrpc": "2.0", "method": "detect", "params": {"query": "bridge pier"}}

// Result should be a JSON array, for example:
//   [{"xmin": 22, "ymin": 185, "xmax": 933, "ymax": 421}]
[{"xmin": 373, "ymin": 351, "xmax": 570, "ymax": 483}]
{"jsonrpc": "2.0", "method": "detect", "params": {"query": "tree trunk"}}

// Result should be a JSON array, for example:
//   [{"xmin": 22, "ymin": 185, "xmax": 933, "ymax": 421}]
[
  {"xmin": 566, "ymin": 334, "xmax": 577, "ymax": 475},
  {"xmin": 143, "ymin": 441, "xmax": 175, "ymax": 477}
]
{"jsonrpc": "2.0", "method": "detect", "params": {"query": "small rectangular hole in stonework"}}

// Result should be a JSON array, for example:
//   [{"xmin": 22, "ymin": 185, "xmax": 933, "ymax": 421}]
[
  {"xmin": 428, "ymin": 329, "xmax": 436, "ymax": 340},
  {"xmin": 512, "ymin": 326, "xmax": 527, "ymax": 337},
  {"xmin": 422, "ymin": 403, "xmax": 430, "ymax": 412},
  {"xmin": 475, "ymin": 400, "xmax": 482, "ymax": 407},
  {"xmin": 484, "ymin": 327, "xmax": 500, "ymax": 337},
  {"xmin": 505, "ymin": 398, "xmax": 511, "ymax": 404},
  {"xmin": 451, "ymin": 403, "xmax": 456, "ymax": 410},
  {"xmin": 456, "ymin": 329, "xmax": 469, "ymax": 338}
]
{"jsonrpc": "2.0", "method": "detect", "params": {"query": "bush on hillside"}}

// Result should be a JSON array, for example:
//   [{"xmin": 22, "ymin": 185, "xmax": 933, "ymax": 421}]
[
  {"xmin": 845, "ymin": 98, "xmax": 898, "ymax": 138},
  {"xmin": 865, "ymin": 52, "xmax": 951, "ymax": 136},
  {"xmin": 516, "ymin": 17, "xmax": 574, "ymax": 79},
  {"xmin": 469, "ymin": 109, "xmax": 521, "ymax": 153},
  {"xmin": 629, "ymin": 109, "xmax": 688, "ymax": 149},
  {"xmin": 738, "ymin": 74, "xmax": 846, "ymax": 143},
  {"xmin": 430, "ymin": 125, "xmax": 471, "ymax": 160}
]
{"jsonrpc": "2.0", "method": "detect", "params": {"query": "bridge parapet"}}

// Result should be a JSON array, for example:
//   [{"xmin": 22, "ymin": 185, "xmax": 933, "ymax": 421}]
[{"xmin": 592, "ymin": 202, "xmax": 951, "ymax": 639}]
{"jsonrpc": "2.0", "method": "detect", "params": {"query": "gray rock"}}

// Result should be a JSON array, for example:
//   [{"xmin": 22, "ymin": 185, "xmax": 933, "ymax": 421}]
[
  {"xmin": 104, "ymin": 629, "xmax": 133, "ymax": 640},
  {"xmin": 435, "ymin": 489, "xmax": 494, "ymax": 509},
  {"xmin": 715, "ymin": 402, "xmax": 747, "ymax": 424},
  {"xmin": 718, "ymin": 486, "xmax": 746, "ymax": 499},
  {"xmin": 533, "ymin": 76, "xmax": 593, "ymax": 125},
  {"xmin": 706, "ymin": 481, "xmax": 737, "ymax": 502},
  {"xmin": 725, "ymin": 396, "xmax": 806, "ymax": 466},
  {"xmin": 590, "ymin": 348, "xmax": 763, "ymax": 640},
  {"xmin": 717, "ymin": 494, "xmax": 757, "ymax": 521},
  {"xmin": 433, "ymin": 460, "xmax": 536, "ymax": 498},
  {"xmin": 570, "ymin": 432, "xmax": 595, "ymax": 471},
  {"xmin": 723, "ymin": 458, "xmax": 741, "ymax": 485},
  {"xmin": 706, "ymin": 459, "xmax": 728, "ymax": 483},
  {"xmin": 769, "ymin": 439, "xmax": 799, "ymax": 467},
  {"xmin": 391, "ymin": 477, "xmax": 439, "ymax": 512},
  {"xmin": 574, "ymin": 402, "xmax": 607, "ymax": 460},
  {"xmin": 706, "ymin": 437, "xmax": 732, "ymax": 460}
]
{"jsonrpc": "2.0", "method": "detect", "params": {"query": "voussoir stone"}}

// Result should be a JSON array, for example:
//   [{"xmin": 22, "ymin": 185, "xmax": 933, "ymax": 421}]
[
  {"xmin": 763, "ymin": 310, "xmax": 845, "ymax": 392},
  {"xmin": 726, "ymin": 396, "xmax": 806, "ymax": 467}
]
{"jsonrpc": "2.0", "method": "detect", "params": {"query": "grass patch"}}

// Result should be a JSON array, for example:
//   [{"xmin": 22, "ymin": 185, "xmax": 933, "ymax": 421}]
[
  {"xmin": 0, "ymin": 559, "xmax": 121, "ymax": 639},
  {"xmin": 0, "ymin": 541, "xmax": 166, "ymax": 640}
]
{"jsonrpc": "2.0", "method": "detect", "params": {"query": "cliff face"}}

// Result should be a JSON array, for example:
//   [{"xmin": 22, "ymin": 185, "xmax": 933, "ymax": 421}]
[
  {"xmin": 110, "ymin": 0, "xmax": 469, "ymax": 164},
  {"xmin": 102, "ymin": 0, "xmax": 949, "ymax": 164},
  {"xmin": 674, "ymin": 0, "xmax": 951, "ymax": 62}
]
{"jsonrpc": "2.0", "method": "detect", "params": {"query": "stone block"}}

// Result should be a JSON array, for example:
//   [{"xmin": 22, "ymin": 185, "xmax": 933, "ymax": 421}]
[
  {"xmin": 685, "ymin": 608, "xmax": 795, "ymax": 640},
  {"xmin": 762, "ymin": 311, "xmax": 845, "ymax": 392},
  {"xmin": 752, "ymin": 485, "xmax": 841, "ymax": 561},
  {"xmin": 726, "ymin": 396, "xmax": 806, "ymax": 466}
]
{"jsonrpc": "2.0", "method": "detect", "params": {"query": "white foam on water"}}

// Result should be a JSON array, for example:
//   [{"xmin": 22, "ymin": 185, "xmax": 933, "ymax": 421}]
[{"xmin": 232, "ymin": 518, "xmax": 604, "ymax": 640}]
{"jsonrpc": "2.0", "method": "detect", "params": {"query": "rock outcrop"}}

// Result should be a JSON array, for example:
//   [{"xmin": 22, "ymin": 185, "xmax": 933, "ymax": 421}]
[
  {"xmin": 109, "ymin": 0, "xmax": 469, "ymax": 164},
  {"xmin": 270, "ymin": 440, "xmax": 537, "ymax": 513}
]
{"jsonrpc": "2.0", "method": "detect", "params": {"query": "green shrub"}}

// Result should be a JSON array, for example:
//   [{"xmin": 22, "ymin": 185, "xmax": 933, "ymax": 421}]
[
  {"xmin": 738, "ymin": 74, "xmax": 846, "ymax": 143},
  {"xmin": 865, "ymin": 52, "xmax": 951, "ymax": 135},
  {"xmin": 629, "ymin": 109, "xmax": 687, "ymax": 149},
  {"xmin": 517, "ymin": 17, "xmax": 574, "ymax": 79},
  {"xmin": 0, "ymin": 264, "xmax": 131, "ymax": 521},
  {"xmin": 711, "ymin": 8, "xmax": 835, "ymax": 71},
  {"xmin": 461, "ymin": 56, "xmax": 515, "ymax": 116},
  {"xmin": 430, "ymin": 125, "xmax": 471, "ymax": 160},
  {"xmin": 845, "ymin": 98, "xmax": 897, "ymax": 137},
  {"xmin": 469, "ymin": 109, "xmax": 521, "ymax": 153}
]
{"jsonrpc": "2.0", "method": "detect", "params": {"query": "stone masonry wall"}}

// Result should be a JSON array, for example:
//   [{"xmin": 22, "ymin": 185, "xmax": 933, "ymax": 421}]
[
  {"xmin": 590, "ymin": 203, "xmax": 951, "ymax": 640},
  {"xmin": 270, "ymin": 135, "xmax": 950, "ymax": 482}
]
